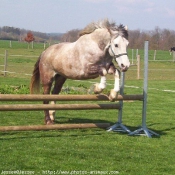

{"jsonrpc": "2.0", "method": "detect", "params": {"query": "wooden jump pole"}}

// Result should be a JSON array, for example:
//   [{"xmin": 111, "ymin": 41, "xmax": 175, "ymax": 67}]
[
  {"xmin": 0, "ymin": 94, "xmax": 143, "ymax": 132},
  {"xmin": 0, "ymin": 123, "xmax": 110, "ymax": 132},
  {"xmin": 0, "ymin": 94, "xmax": 143, "ymax": 101},
  {"xmin": 0, "ymin": 103, "xmax": 121, "ymax": 111}
]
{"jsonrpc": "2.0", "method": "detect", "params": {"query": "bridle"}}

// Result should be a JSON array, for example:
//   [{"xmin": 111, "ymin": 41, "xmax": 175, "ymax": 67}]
[{"xmin": 109, "ymin": 40, "xmax": 128, "ymax": 59}]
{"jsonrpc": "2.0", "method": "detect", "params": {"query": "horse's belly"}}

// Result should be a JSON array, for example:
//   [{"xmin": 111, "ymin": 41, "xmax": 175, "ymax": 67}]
[
  {"xmin": 64, "ymin": 70, "xmax": 99, "ymax": 80},
  {"xmin": 59, "ymin": 62, "xmax": 100, "ymax": 80}
]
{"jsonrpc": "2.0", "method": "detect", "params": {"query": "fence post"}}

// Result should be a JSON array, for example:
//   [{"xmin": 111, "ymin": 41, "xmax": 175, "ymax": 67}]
[
  {"xmin": 153, "ymin": 50, "xmax": 156, "ymax": 60},
  {"xmin": 132, "ymin": 49, "xmax": 134, "ymax": 65},
  {"xmin": 9, "ymin": 41, "xmax": 12, "ymax": 48},
  {"xmin": 4, "ymin": 50, "xmax": 8, "ymax": 77},
  {"xmin": 136, "ymin": 49, "xmax": 138, "ymax": 58},
  {"xmin": 137, "ymin": 55, "xmax": 140, "ymax": 80},
  {"xmin": 32, "ymin": 41, "xmax": 34, "ymax": 49},
  {"xmin": 173, "ymin": 51, "xmax": 175, "ymax": 62}
]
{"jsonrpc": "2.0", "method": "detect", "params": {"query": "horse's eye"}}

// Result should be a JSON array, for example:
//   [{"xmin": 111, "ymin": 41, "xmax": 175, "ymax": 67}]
[{"xmin": 115, "ymin": 44, "xmax": 118, "ymax": 47}]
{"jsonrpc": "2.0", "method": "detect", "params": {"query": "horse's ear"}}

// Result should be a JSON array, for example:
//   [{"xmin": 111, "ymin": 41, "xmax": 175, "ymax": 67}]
[{"xmin": 124, "ymin": 25, "xmax": 128, "ymax": 31}]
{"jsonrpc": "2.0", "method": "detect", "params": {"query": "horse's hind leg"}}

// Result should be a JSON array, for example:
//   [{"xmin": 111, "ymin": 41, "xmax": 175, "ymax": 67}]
[
  {"xmin": 49, "ymin": 75, "xmax": 67, "ymax": 122},
  {"xmin": 43, "ymin": 81, "xmax": 53, "ymax": 124}
]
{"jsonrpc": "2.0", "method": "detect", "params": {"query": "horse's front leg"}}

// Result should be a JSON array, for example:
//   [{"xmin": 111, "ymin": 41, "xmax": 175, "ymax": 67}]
[
  {"xmin": 94, "ymin": 68, "xmax": 107, "ymax": 94},
  {"xmin": 109, "ymin": 68, "xmax": 120, "ymax": 102}
]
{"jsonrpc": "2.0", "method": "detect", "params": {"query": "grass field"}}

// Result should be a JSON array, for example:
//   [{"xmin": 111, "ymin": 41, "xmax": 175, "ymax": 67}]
[{"xmin": 0, "ymin": 40, "xmax": 175, "ymax": 175}]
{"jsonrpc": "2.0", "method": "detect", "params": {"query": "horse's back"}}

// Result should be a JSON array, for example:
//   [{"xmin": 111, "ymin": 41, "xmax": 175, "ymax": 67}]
[
  {"xmin": 40, "ymin": 42, "xmax": 74, "ymax": 68},
  {"xmin": 41, "ymin": 43, "xmax": 72, "ymax": 59},
  {"xmin": 39, "ymin": 42, "xmax": 89, "ymax": 79},
  {"xmin": 38, "ymin": 35, "xmax": 112, "ymax": 80}
]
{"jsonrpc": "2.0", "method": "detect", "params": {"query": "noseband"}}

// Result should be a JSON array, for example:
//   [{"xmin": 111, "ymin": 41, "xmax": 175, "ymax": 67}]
[{"xmin": 109, "ymin": 41, "xmax": 127, "ymax": 59}]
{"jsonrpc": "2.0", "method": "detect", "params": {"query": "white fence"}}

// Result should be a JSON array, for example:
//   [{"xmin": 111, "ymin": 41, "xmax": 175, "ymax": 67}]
[
  {"xmin": 152, "ymin": 50, "xmax": 175, "ymax": 61},
  {"xmin": 0, "ymin": 49, "xmax": 175, "ymax": 80},
  {"xmin": 0, "ymin": 50, "xmax": 37, "ymax": 77}
]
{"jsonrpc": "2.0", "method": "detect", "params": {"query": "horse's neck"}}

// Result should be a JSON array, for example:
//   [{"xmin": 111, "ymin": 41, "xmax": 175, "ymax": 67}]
[
  {"xmin": 75, "ymin": 29, "xmax": 111, "ymax": 59},
  {"xmin": 91, "ymin": 29, "xmax": 111, "ymax": 46}
]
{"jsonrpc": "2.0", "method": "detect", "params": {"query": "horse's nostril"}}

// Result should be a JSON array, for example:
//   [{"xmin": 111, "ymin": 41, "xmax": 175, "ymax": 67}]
[{"xmin": 121, "ymin": 64, "xmax": 124, "ymax": 68}]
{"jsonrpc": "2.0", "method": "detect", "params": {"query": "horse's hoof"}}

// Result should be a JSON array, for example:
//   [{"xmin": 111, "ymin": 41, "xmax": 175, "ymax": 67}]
[
  {"xmin": 45, "ymin": 120, "xmax": 54, "ymax": 125},
  {"xmin": 93, "ymin": 83, "xmax": 103, "ymax": 94},
  {"xmin": 49, "ymin": 110, "xmax": 55, "ymax": 121},
  {"xmin": 109, "ymin": 89, "xmax": 118, "ymax": 102}
]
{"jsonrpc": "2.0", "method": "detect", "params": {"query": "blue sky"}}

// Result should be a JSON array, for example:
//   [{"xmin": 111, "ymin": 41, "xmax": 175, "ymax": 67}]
[{"xmin": 0, "ymin": 0, "xmax": 175, "ymax": 33}]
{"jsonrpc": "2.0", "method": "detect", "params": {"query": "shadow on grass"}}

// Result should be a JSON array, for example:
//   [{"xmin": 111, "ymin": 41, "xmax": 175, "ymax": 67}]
[
  {"xmin": 55, "ymin": 117, "xmax": 166, "ymax": 138},
  {"xmin": 0, "ymin": 117, "xmax": 113, "ymax": 140},
  {"xmin": 0, "ymin": 130, "xmax": 105, "ymax": 141},
  {"xmin": 147, "ymin": 123, "xmax": 175, "ymax": 136},
  {"xmin": 0, "ymin": 117, "xmax": 170, "ymax": 140},
  {"xmin": 54, "ymin": 116, "xmax": 112, "ymax": 125},
  {"xmin": 124, "ymin": 124, "xmax": 167, "ymax": 138}
]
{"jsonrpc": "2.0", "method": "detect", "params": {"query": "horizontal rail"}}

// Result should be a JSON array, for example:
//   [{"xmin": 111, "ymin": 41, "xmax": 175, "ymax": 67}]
[
  {"xmin": 0, "ymin": 123, "xmax": 110, "ymax": 131},
  {"xmin": 0, "ymin": 94, "xmax": 143, "ymax": 101},
  {"xmin": 0, "ymin": 103, "xmax": 120, "ymax": 111},
  {"xmin": 7, "ymin": 55, "xmax": 38, "ymax": 58}
]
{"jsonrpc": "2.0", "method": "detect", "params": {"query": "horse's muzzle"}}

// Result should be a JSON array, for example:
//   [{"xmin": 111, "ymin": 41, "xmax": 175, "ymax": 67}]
[{"xmin": 121, "ymin": 64, "xmax": 129, "ymax": 72}]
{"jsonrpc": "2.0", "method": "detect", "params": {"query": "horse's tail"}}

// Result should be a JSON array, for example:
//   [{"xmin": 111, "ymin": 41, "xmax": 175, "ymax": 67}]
[{"xmin": 30, "ymin": 55, "xmax": 41, "ymax": 94}]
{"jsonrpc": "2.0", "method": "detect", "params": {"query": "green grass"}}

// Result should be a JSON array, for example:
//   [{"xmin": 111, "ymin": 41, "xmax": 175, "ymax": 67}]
[
  {"xmin": 0, "ymin": 79, "xmax": 175, "ymax": 174},
  {"xmin": 0, "ymin": 40, "xmax": 175, "ymax": 174}
]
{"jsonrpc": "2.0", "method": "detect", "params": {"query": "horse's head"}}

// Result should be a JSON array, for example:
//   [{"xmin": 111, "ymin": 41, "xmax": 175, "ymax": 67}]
[{"xmin": 108, "ymin": 25, "xmax": 130, "ymax": 72}]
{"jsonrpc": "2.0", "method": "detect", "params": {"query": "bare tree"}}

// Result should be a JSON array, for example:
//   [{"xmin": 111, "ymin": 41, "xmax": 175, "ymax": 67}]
[
  {"xmin": 61, "ymin": 29, "xmax": 80, "ymax": 42},
  {"xmin": 128, "ymin": 29, "xmax": 141, "ymax": 49}
]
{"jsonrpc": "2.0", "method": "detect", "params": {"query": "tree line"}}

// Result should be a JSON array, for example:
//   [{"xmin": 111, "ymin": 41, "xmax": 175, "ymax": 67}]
[
  {"xmin": 0, "ymin": 26, "xmax": 62, "ymax": 42},
  {"xmin": 0, "ymin": 26, "xmax": 175, "ymax": 50},
  {"xmin": 60, "ymin": 27, "xmax": 175, "ymax": 50},
  {"xmin": 129, "ymin": 27, "xmax": 175, "ymax": 50}
]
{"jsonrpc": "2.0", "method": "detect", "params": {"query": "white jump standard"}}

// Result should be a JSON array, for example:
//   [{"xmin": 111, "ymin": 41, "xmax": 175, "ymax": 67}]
[
  {"xmin": 108, "ymin": 41, "xmax": 159, "ymax": 137},
  {"xmin": 129, "ymin": 41, "xmax": 159, "ymax": 137}
]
